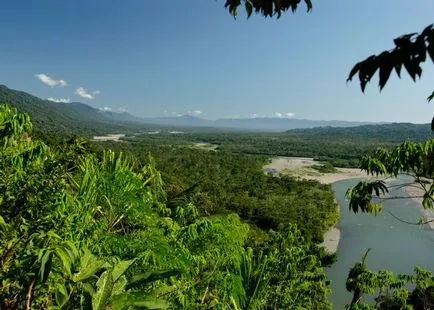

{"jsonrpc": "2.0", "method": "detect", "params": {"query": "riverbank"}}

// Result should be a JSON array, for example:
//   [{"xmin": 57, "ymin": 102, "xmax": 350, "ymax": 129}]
[
  {"xmin": 403, "ymin": 180, "xmax": 434, "ymax": 229},
  {"xmin": 263, "ymin": 156, "xmax": 370, "ymax": 253},
  {"xmin": 263, "ymin": 157, "xmax": 369, "ymax": 184}
]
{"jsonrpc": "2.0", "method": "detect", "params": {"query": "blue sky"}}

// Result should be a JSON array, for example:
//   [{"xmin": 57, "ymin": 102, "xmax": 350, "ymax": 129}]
[{"xmin": 1, "ymin": 0, "xmax": 433, "ymax": 122}]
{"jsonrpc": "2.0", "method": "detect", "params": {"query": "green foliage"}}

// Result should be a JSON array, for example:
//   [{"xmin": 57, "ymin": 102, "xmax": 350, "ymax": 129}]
[
  {"xmin": 311, "ymin": 162, "xmax": 338, "ymax": 173},
  {"xmin": 0, "ymin": 104, "xmax": 332, "ymax": 309},
  {"xmin": 113, "ymin": 123, "xmax": 431, "ymax": 169},
  {"xmin": 345, "ymin": 250, "xmax": 434, "ymax": 309},
  {"xmin": 98, "ymin": 142, "xmax": 339, "ymax": 243},
  {"xmin": 346, "ymin": 139, "xmax": 434, "ymax": 215}
]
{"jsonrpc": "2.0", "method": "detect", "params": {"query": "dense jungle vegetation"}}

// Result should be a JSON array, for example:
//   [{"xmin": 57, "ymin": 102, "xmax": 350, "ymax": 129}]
[
  {"xmin": 2, "ymin": 105, "xmax": 434, "ymax": 309},
  {"xmin": 105, "ymin": 123, "xmax": 432, "ymax": 169},
  {"xmin": 90, "ymin": 142, "xmax": 339, "ymax": 244},
  {"xmin": 0, "ymin": 104, "xmax": 338, "ymax": 309}
]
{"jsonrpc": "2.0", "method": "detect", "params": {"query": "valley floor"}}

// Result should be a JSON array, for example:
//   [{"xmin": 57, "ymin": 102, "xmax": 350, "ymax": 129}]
[{"xmin": 263, "ymin": 156, "xmax": 370, "ymax": 253}]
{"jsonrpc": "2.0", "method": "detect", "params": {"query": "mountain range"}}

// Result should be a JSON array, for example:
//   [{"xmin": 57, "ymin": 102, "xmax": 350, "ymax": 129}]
[
  {"xmin": 0, "ymin": 84, "xmax": 430, "ymax": 135},
  {"xmin": 0, "ymin": 85, "xmax": 149, "ymax": 135}
]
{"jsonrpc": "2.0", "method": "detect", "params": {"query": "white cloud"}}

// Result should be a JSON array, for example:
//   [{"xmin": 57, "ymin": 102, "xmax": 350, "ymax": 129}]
[
  {"xmin": 274, "ymin": 112, "xmax": 283, "ymax": 118},
  {"xmin": 187, "ymin": 110, "xmax": 203, "ymax": 116},
  {"xmin": 273, "ymin": 112, "xmax": 295, "ymax": 118},
  {"xmin": 35, "ymin": 73, "xmax": 67, "ymax": 87},
  {"xmin": 47, "ymin": 97, "xmax": 70, "ymax": 103},
  {"xmin": 76, "ymin": 87, "xmax": 100, "ymax": 100},
  {"xmin": 99, "ymin": 106, "xmax": 128, "ymax": 113}
]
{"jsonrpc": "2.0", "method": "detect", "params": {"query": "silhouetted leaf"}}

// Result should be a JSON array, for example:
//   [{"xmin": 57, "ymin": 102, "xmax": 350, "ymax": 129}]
[
  {"xmin": 245, "ymin": 1, "xmax": 253, "ymax": 18},
  {"xmin": 349, "ymin": 24, "xmax": 434, "ymax": 92},
  {"xmin": 428, "ymin": 91, "xmax": 434, "ymax": 102},
  {"xmin": 403, "ymin": 59, "xmax": 420, "ymax": 81},
  {"xmin": 358, "ymin": 56, "xmax": 378, "ymax": 92},
  {"xmin": 428, "ymin": 38, "xmax": 434, "ymax": 63},
  {"xmin": 347, "ymin": 62, "xmax": 361, "ymax": 82},
  {"xmin": 304, "ymin": 0, "xmax": 313, "ymax": 12},
  {"xmin": 431, "ymin": 116, "xmax": 434, "ymax": 132},
  {"xmin": 394, "ymin": 63, "xmax": 402, "ymax": 78},
  {"xmin": 226, "ymin": 0, "xmax": 313, "ymax": 18},
  {"xmin": 378, "ymin": 51, "xmax": 393, "ymax": 90},
  {"xmin": 415, "ymin": 36, "xmax": 427, "ymax": 62},
  {"xmin": 263, "ymin": 1, "xmax": 273, "ymax": 17},
  {"xmin": 394, "ymin": 33, "xmax": 417, "ymax": 48},
  {"xmin": 421, "ymin": 24, "xmax": 434, "ymax": 37}
]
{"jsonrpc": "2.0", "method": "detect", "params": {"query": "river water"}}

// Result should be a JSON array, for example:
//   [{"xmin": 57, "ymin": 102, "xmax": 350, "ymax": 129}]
[{"xmin": 327, "ymin": 178, "xmax": 434, "ymax": 308}]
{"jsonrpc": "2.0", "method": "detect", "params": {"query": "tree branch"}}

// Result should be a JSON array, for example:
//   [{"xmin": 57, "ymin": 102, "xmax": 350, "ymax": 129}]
[
  {"xmin": 25, "ymin": 278, "xmax": 35, "ymax": 310},
  {"xmin": 383, "ymin": 210, "xmax": 434, "ymax": 226},
  {"xmin": 374, "ymin": 195, "xmax": 424, "ymax": 200}
]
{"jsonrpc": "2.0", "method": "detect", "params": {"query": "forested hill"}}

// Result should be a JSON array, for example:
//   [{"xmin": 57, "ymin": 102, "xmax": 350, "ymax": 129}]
[
  {"xmin": 287, "ymin": 123, "xmax": 433, "ymax": 143},
  {"xmin": 0, "ymin": 85, "xmax": 148, "ymax": 135}
]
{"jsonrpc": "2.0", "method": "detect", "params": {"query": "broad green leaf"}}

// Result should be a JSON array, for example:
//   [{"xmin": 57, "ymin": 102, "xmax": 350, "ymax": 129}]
[
  {"xmin": 133, "ymin": 300, "xmax": 169, "ymax": 309},
  {"xmin": 73, "ymin": 249, "xmax": 109, "ymax": 283},
  {"xmin": 126, "ymin": 269, "xmax": 182, "ymax": 290},
  {"xmin": 82, "ymin": 282, "xmax": 95, "ymax": 296},
  {"xmin": 40, "ymin": 250, "xmax": 53, "ymax": 283},
  {"xmin": 92, "ymin": 271, "xmax": 114, "ymax": 310},
  {"xmin": 367, "ymin": 202, "xmax": 383, "ymax": 215},
  {"xmin": 111, "ymin": 292, "xmax": 169, "ymax": 310},
  {"xmin": 47, "ymin": 230, "xmax": 62, "ymax": 240},
  {"xmin": 112, "ymin": 275, "xmax": 127, "ymax": 296},
  {"xmin": 111, "ymin": 259, "xmax": 136, "ymax": 282},
  {"xmin": 422, "ymin": 193, "xmax": 434, "ymax": 209},
  {"xmin": 55, "ymin": 283, "xmax": 69, "ymax": 307},
  {"xmin": 63, "ymin": 240, "xmax": 79, "ymax": 260},
  {"xmin": 0, "ymin": 215, "xmax": 6, "ymax": 230},
  {"xmin": 56, "ymin": 247, "xmax": 73, "ymax": 276}
]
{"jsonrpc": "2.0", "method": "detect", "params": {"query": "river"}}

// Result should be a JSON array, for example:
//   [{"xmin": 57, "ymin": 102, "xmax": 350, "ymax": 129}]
[{"xmin": 327, "ymin": 178, "xmax": 434, "ymax": 308}]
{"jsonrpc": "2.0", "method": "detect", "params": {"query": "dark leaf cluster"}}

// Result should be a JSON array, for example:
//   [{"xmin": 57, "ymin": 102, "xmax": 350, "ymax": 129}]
[
  {"xmin": 224, "ymin": 0, "xmax": 312, "ymax": 19},
  {"xmin": 347, "ymin": 24, "xmax": 434, "ymax": 92}
]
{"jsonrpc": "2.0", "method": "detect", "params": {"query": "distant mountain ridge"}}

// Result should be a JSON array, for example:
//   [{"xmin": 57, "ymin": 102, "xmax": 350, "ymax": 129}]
[
  {"xmin": 286, "ymin": 123, "xmax": 432, "ymax": 142},
  {"xmin": 0, "ymin": 85, "xmax": 430, "ymax": 135},
  {"xmin": 141, "ymin": 115, "xmax": 384, "ymax": 131}
]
